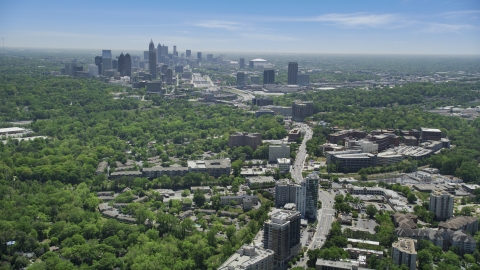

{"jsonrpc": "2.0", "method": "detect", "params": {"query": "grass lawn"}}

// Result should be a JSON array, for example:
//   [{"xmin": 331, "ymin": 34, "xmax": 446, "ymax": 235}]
[{"xmin": 415, "ymin": 192, "xmax": 430, "ymax": 202}]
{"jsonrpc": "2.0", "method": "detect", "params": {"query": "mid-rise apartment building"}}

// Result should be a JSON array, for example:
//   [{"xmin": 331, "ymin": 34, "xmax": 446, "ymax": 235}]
[
  {"xmin": 429, "ymin": 190, "xmax": 454, "ymax": 221},
  {"xmin": 391, "ymin": 238, "xmax": 417, "ymax": 270}
]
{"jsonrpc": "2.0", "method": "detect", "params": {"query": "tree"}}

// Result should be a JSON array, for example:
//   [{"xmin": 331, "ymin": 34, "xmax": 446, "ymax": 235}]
[
  {"xmin": 366, "ymin": 205, "xmax": 377, "ymax": 218},
  {"xmin": 417, "ymin": 250, "xmax": 433, "ymax": 269},
  {"xmin": 193, "ymin": 189, "xmax": 206, "ymax": 207},
  {"xmin": 407, "ymin": 193, "xmax": 416, "ymax": 203},
  {"xmin": 181, "ymin": 189, "xmax": 190, "ymax": 197}
]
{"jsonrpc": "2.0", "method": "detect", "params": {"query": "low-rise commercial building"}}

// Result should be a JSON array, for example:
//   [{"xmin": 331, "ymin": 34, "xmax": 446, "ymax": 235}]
[
  {"xmin": 246, "ymin": 176, "xmax": 276, "ymax": 189},
  {"xmin": 218, "ymin": 245, "xmax": 274, "ymax": 270}
]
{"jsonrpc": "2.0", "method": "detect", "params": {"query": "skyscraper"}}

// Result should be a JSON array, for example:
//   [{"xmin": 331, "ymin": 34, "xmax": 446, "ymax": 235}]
[
  {"xmin": 166, "ymin": 69, "xmax": 173, "ymax": 85},
  {"xmin": 237, "ymin": 72, "xmax": 246, "ymax": 87},
  {"xmin": 173, "ymin": 45, "xmax": 177, "ymax": 56},
  {"xmin": 197, "ymin": 52, "xmax": 202, "ymax": 61},
  {"xmin": 305, "ymin": 173, "xmax": 319, "ymax": 219},
  {"xmin": 162, "ymin": 45, "xmax": 168, "ymax": 56},
  {"xmin": 117, "ymin": 52, "xmax": 125, "ymax": 76},
  {"xmin": 124, "ymin": 53, "xmax": 132, "ymax": 77},
  {"xmin": 102, "ymin": 50, "xmax": 112, "ymax": 75},
  {"xmin": 207, "ymin": 54, "xmax": 213, "ymax": 62},
  {"xmin": 149, "ymin": 39, "xmax": 157, "ymax": 79},
  {"xmin": 263, "ymin": 69, "xmax": 275, "ymax": 84},
  {"xmin": 287, "ymin": 62, "xmax": 298, "ymax": 85},
  {"xmin": 149, "ymin": 40, "xmax": 155, "ymax": 51},
  {"xmin": 94, "ymin": 56, "xmax": 102, "ymax": 75},
  {"xmin": 429, "ymin": 190, "xmax": 454, "ymax": 221},
  {"xmin": 263, "ymin": 210, "xmax": 301, "ymax": 269},
  {"xmin": 157, "ymin": 43, "xmax": 162, "ymax": 61},
  {"xmin": 186, "ymin": 50, "xmax": 191, "ymax": 58},
  {"xmin": 239, "ymin": 58, "xmax": 245, "ymax": 68}
]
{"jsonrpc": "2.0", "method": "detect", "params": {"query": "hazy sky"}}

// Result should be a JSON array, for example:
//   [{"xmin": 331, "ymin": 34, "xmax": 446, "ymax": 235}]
[{"xmin": 1, "ymin": 0, "xmax": 479, "ymax": 54}]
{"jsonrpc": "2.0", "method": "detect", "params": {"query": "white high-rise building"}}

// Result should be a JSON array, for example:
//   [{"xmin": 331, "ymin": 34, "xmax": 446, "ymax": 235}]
[
  {"xmin": 88, "ymin": 64, "xmax": 98, "ymax": 77},
  {"xmin": 429, "ymin": 190, "xmax": 454, "ymax": 221}
]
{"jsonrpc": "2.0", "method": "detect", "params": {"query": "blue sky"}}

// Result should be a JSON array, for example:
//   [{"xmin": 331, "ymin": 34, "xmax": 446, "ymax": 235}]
[{"xmin": 0, "ymin": 0, "xmax": 479, "ymax": 54}]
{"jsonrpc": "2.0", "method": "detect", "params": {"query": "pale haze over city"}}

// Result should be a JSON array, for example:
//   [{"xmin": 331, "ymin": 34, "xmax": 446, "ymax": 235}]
[{"xmin": 1, "ymin": 0, "xmax": 479, "ymax": 54}]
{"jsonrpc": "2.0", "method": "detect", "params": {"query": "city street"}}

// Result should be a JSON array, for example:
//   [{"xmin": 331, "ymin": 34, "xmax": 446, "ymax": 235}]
[
  {"xmin": 291, "ymin": 124, "xmax": 313, "ymax": 183},
  {"xmin": 296, "ymin": 189, "xmax": 335, "ymax": 268}
]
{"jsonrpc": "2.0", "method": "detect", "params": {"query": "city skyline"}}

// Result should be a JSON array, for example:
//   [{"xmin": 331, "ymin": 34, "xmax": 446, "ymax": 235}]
[{"xmin": 0, "ymin": 0, "xmax": 479, "ymax": 54}]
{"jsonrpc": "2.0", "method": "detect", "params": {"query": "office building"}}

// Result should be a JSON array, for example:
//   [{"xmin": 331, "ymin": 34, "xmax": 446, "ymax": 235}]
[
  {"xmin": 218, "ymin": 245, "xmax": 274, "ymax": 270},
  {"xmin": 278, "ymin": 158, "xmax": 291, "ymax": 173},
  {"xmin": 292, "ymin": 100, "xmax": 314, "ymax": 122},
  {"xmin": 88, "ymin": 64, "xmax": 98, "ymax": 77},
  {"xmin": 197, "ymin": 52, "xmax": 202, "ymax": 61},
  {"xmin": 207, "ymin": 54, "xmax": 213, "ymax": 62},
  {"xmin": 157, "ymin": 43, "xmax": 162, "ymax": 61},
  {"xmin": 239, "ymin": 58, "xmax": 245, "ymax": 68},
  {"xmin": 117, "ymin": 53, "xmax": 125, "ymax": 76},
  {"xmin": 228, "ymin": 132, "xmax": 262, "ymax": 150},
  {"xmin": 297, "ymin": 74, "xmax": 309, "ymax": 86},
  {"xmin": 173, "ymin": 45, "xmax": 177, "ymax": 56},
  {"xmin": 111, "ymin": 59, "xmax": 118, "ymax": 70},
  {"xmin": 163, "ymin": 45, "xmax": 169, "ymax": 56},
  {"xmin": 252, "ymin": 98, "xmax": 273, "ymax": 107},
  {"xmin": 429, "ymin": 190, "xmax": 454, "ymax": 221},
  {"xmin": 143, "ymin": 51, "xmax": 149, "ymax": 61},
  {"xmin": 102, "ymin": 50, "xmax": 112, "ymax": 75},
  {"xmin": 420, "ymin": 127, "xmax": 442, "ymax": 142},
  {"xmin": 305, "ymin": 173, "xmax": 319, "ymax": 219},
  {"xmin": 249, "ymin": 61, "xmax": 254, "ymax": 68},
  {"xmin": 94, "ymin": 56, "xmax": 102, "ymax": 75},
  {"xmin": 124, "ymin": 53, "xmax": 132, "ymax": 77},
  {"xmin": 186, "ymin": 50, "xmax": 191, "ymax": 58},
  {"xmin": 166, "ymin": 69, "xmax": 173, "ymax": 85},
  {"xmin": 287, "ymin": 62, "xmax": 298, "ymax": 85},
  {"xmin": 250, "ymin": 76, "xmax": 260, "ymax": 85},
  {"xmin": 146, "ymin": 81, "xmax": 164, "ymax": 94},
  {"xmin": 143, "ymin": 158, "xmax": 230, "ymax": 178},
  {"xmin": 237, "ymin": 72, "xmax": 246, "ymax": 87},
  {"xmin": 391, "ymin": 238, "xmax": 417, "ymax": 270},
  {"xmin": 149, "ymin": 39, "xmax": 157, "ymax": 79},
  {"xmin": 269, "ymin": 144, "xmax": 290, "ymax": 162},
  {"xmin": 263, "ymin": 210, "xmax": 301, "ymax": 269},
  {"xmin": 263, "ymin": 69, "xmax": 275, "ymax": 84},
  {"xmin": 175, "ymin": 65, "xmax": 184, "ymax": 73}
]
